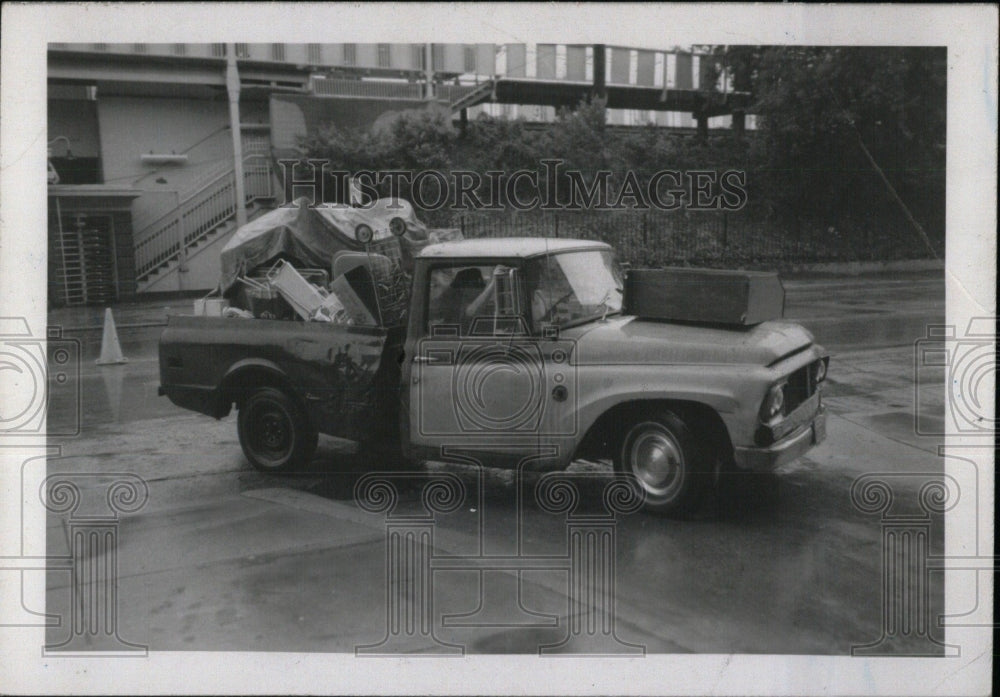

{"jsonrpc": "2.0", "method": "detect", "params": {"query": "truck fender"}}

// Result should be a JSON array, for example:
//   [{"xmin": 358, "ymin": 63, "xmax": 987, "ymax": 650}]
[
  {"xmin": 576, "ymin": 387, "xmax": 738, "ymax": 440},
  {"xmin": 573, "ymin": 396, "xmax": 736, "ymax": 464},
  {"xmin": 218, "ymin": 358, "xmax": 295, "ymax": 412}
]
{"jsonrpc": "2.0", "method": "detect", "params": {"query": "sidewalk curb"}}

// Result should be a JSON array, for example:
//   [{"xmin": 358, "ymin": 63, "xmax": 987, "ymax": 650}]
[
  {"xmin": 781, "ymin": 259, "xmax": 943, "ymax": 275},
  {"xmin": 61, "ymin": 321, "xmax": 169, "ymax": 334}
]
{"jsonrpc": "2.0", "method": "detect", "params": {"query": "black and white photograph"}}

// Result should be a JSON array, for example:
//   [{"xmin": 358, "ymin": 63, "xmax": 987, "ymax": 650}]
[{"xmin": 0, "ymin": 3, "xmax": 995, "ymax": 695}]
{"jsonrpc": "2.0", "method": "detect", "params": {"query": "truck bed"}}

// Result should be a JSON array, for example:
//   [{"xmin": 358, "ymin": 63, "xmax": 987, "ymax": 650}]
[{"xmin": 159, "ymin": 314, "xmax": 404, "ymax": 444}]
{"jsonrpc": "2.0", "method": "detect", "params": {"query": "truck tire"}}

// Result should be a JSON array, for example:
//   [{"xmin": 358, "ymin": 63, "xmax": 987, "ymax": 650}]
[
  {"xmin": 237, "ymin": 387, "xmax": 318, "ymax": 473},
  {"xmin": 614, "ymin": 411, "xmax": 708, "ymax": 517}
]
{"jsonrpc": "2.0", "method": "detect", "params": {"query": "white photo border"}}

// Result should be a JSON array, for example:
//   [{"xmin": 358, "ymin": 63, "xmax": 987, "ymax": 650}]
[{"xmin": 1, "ymin": 3, "xmax": 995, "ymax": 695}]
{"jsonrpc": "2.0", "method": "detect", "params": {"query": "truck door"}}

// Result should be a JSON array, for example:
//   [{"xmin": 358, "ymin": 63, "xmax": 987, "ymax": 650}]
[{"xmin": 408, "ymin": 262, "xmax": 545, "ymax": 460}]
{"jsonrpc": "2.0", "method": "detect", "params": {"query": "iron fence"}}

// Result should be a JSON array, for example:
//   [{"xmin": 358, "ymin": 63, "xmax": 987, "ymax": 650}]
[{"xmin": 425, "ymin": 208, "xmax": 942, "ymax": 269}]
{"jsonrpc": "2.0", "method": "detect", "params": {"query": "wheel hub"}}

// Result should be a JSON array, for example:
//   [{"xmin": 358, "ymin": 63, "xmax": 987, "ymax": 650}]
[
  {"xmin": 630, "ymin": 430, "xmax": 683, "ymax": 498},
  {"xmin": 256, "ymin": 409, "xmax": 289, "ymax": 452}
]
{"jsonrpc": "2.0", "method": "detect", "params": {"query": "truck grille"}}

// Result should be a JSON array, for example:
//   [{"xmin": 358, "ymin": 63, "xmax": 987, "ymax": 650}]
[
  {"xmin": 784, "ymin": 363, "xmax": 816, "ymax": 414},
  {"xmin": 755, "ymin": 358, "xmax": 827, "ymax": 446}
]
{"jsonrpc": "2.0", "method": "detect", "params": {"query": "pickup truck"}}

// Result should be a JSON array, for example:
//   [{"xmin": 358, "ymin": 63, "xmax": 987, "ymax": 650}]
[{"xmin": 159, "ymin": 237, "xmax": 828, "ymax": 516}]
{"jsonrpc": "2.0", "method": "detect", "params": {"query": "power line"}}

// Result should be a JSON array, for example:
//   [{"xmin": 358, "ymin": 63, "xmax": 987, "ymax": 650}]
[{"xmin": 822, "ymin": 81, "xmax": 940, "ymax": 261}]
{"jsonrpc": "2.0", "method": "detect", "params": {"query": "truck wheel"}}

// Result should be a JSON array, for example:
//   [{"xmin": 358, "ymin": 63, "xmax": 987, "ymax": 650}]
[
  {"xmin": 614, "ymin": 411, "xmax": 708, "ymax": 517},
  {"xmin": 238, "ymin": 387, "xmax": 317, "ymax": 473}
]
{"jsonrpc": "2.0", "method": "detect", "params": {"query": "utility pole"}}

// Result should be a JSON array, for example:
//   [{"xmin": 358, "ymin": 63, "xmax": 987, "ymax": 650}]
[
  {"xmin": 592, "ymin": 44, "xmax": 607, "ymax": 125},
  {"xmin": 226, "ymin": 44, "xmax": 248, "ymax": 228},
  {"xmin": 592, "ymin": 44, "xmax": 607, "ymax": 102},
  {"xmin": 425, "ymin": 43, "xmax": 435, "ymax": 100}
]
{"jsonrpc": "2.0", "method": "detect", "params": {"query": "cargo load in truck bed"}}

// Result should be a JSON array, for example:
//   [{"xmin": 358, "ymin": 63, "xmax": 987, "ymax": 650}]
[
  {"xmin": 624, "ymin": 268, "xmax": 785, "ymax": 326},
  {"xmin": 218, "ymin": 196, "xmax": 456, "ymax": 294}
]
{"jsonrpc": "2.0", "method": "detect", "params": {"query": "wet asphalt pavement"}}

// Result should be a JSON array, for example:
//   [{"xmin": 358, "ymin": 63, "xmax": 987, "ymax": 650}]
[{"xmin": 41, "ymin": 271, "xmax": 951, "ymax": 655}]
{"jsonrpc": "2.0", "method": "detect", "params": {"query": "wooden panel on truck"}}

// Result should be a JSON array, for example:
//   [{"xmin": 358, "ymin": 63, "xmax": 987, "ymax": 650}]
[
  {"xmin": 674, "ymin": 52, "xmax": 693, "ymax": 89},
  {"xmin": 566, "ymin": 45, "xmax": 587, "ymax": 81},
  {"xmin": 636, "ymin": 50, "xmax": 656, "ymax": 86},
  {"xmin": 624, "ymin": 268, "xmax": 785, "ymax": 325},
  {"xmin": 476, "ymin": 44, "xmax": 496, "ymax": 76},
  {"xmin": 505, "ymin": 44, "xmax": 526, "ymax": 77},
  {"xmin": 610, "ymin": 47, "xmax": 631, "ymax": 84},
  {"xmin": 536, "ymin": 44, "xmax": 557, "ymax": 79}
]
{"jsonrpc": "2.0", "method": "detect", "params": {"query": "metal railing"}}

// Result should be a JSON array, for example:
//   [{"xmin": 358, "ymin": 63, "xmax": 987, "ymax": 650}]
[
  {"xmin": 309, "ymin": 77, "xmax": 425, "ymax": 100},
  {"xmin": 133, "ymin": 155, "xmax": 272, "ymax": 283},
  {"xmin": 48, "ymin": 43, "xmax": 724, "ymax": 92},
  {"xmin": 450, "ymin": 207, "xmax": 945, "ymax": 267},
  {"xmin": 441, "ymin": 82, "xmax": 494, "ymax": 109}
]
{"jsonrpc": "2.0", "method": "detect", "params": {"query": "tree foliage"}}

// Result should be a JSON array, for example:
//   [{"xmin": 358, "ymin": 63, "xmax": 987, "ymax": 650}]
[
  {"xmin": 714, "ymin": 46, "xmax": 946, "ymax": 237},
  {"xmin": 301, "ymin": 47, "xmax": 945, "ymax": 248}
]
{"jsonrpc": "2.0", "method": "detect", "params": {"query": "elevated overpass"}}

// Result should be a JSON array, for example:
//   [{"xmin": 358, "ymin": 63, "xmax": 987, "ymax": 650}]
[{"xmin": 447, "ymin": 76, "xmax": 752, "ymax": 135}]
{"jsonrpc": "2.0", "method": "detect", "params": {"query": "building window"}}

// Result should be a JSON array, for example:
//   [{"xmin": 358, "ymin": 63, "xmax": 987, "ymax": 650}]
[
  {"xmin": 47, "ymin": 98, "xmax": 102, "ymax": 185},
  {"xmin": 211, "ymin": 43, "xmax": 226, "ymax": 57},
  {"xmin": 235, "ymin": 43, "xmax": 249, "ymax": 59},
  {"xmin": 413, "ymin": 44, "xmax": 426, "ymax": 70},
  {"xmin": 377, "ymin": 44, "xmax": 391, "ymax": 68},
  {"xmin": 173, "ymin": 43, "xmax": 186, "ymax": 56},
  {"xmin": 307, "ymin": 44, "xmax": 322, "ymax": 63},
  {"xmin": 343, "ymin": 43, "xmax": 356, "ymax": 65},
  {"xmin": 464, "ymin": 46, "xmax": 477, "ymax": 73},
  {"xmin": 271, "ymin": 43, "xmax": 285, "ymax": 61}
]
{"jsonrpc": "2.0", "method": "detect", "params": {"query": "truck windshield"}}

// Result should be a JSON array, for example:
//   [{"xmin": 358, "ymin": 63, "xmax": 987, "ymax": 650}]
[{"xmin": 525, "ymin": 250, "xmax": 624, "ymax": 331}]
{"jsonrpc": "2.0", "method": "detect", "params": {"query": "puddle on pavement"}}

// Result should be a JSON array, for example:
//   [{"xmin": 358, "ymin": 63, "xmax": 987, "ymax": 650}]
[
  {"xmin": 47, "ymin": 361, "xmax": 175, "ymax": 430},
  {"xmin": 802, "ymin": 314, "xmax": 944, "ymax": 352},
  {"xmin": 860, "ymin": 411, "xmax": 942, "ymax": 451}
]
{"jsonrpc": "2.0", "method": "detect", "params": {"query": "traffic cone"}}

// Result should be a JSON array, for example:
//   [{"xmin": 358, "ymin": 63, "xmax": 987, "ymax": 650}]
[{"xmin": 95, "ymin": 308, "xmax": 128, "ymax": 365}]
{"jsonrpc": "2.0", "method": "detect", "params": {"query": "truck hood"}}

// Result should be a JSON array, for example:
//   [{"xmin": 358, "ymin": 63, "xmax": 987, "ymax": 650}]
[{"xmin": 564, "ymin": 316, "xmax": 815, "ymax": 367}]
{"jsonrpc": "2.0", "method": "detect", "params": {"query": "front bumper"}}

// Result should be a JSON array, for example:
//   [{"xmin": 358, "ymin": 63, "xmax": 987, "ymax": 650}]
[{"xmin": 733, "ymin": 405, "xmax": 827, "ymax": 472}]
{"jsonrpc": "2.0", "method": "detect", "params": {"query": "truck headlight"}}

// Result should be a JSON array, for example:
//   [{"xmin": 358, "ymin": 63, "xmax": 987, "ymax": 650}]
[
  {"xmin": 760, "ymin": 383, "xmax": 785, "ymax": 421},
  {"xmin": 814, "ymin": 358, "xmax": 828, "ymax": 383}
]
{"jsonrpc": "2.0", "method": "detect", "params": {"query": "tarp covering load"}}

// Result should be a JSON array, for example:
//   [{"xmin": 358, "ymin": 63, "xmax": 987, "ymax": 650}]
[
  {"xmin": 214, "ymin": 196, "xmax": 461, "ymax": 327},
  {"xmin": 219, "ymin": 196, "xmax": 451, "ymax": 294}
]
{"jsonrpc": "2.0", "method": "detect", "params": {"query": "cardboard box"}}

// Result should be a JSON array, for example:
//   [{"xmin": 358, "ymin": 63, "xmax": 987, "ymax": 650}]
[
  {"xmin": 193, "ymin": 298, "xmax": 229, "ymax": 317},
  {"xmin": 624, "ymin": 268, "xmax": 785, "ymax": 325}
]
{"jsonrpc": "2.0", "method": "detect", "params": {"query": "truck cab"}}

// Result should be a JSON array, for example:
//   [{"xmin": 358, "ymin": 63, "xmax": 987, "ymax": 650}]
[{"xmin": 402, "ymin": 238, "xmax": 623, "ymax": 470}]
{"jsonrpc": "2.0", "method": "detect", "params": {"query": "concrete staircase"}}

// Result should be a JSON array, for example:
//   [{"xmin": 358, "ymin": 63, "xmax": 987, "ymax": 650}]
[
  {"xmin": 448, "ymin": 79, "xmax": 495, "ymax": 111},
  {"xmin": 137, "ymin": 200, "xmax": 271, "ymax": 293},
  {"xmin": 134, "ymin": 157, "xmax": 274, "ymax": 293}
]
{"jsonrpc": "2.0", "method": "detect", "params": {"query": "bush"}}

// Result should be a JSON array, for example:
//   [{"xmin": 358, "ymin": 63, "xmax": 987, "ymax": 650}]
[{"xmin": 299, "ymin": 51, "xmax": 944, "ymax": 263}]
